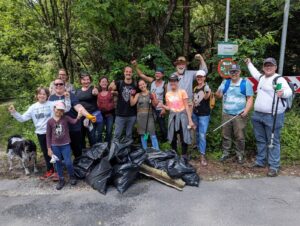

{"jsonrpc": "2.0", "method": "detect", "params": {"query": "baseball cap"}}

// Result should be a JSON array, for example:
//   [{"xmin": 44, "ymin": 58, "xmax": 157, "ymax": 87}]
[
  {"xmin": 263, "ymin": 57, "xmax": 277, "ymax": 66},
  {"xmin": 196, "ymin": 70, "xmax": 206, "ymax": 77},
  {"xmin": 229, "ymin": 64, "xmax": 241, "ymax": 72},
  {"xmin": 55, "ymin": 101, "xmax": 66, "ymax": 111},
  {"xmin": 169, "ymin": 74, "xmax": 179, "ymax": 81},
  {"xmin": 155, "ymin": 67, "xmax": 165, "ymax": 74}
]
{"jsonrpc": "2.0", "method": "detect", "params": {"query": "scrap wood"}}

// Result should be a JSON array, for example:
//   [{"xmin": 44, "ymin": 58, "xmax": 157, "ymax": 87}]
[{"xmin": 139, "ymin": 164, "xmax": 185, "ymax": 191}]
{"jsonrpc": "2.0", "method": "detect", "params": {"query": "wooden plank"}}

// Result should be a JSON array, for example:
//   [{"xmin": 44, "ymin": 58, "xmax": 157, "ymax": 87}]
[{"xmin": 140, "ymin": 164, "xmax": 185, "ymax": 191}]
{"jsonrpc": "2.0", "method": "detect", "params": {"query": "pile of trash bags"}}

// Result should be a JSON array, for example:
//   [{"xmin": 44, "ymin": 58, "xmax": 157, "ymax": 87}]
[{"xmin": 73, "ymin": 139, "xmax": 200, "ymax": 194}]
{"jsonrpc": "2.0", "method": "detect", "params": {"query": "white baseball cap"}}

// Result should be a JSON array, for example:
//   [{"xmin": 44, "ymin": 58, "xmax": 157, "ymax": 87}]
[
  {"xmin": 55, "ymin": 101, "xmax": 66, "ymax": 111},
  {"xmin": 196, "ymin": 70, "xmax": 206, "ymax": 77}
]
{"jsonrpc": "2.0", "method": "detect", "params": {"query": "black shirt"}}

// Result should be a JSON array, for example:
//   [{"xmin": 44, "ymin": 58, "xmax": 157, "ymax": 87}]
[
  {"xmin": 193, "ymin": 86, "xmax": 211, "ymax": 116},
  {"xmin": 116, "ymin": 80, "xmax": 137, "ymax": 117},
  {"xmin": 75, "ymin": 86, "xmax": 98, "ymax": 113}
]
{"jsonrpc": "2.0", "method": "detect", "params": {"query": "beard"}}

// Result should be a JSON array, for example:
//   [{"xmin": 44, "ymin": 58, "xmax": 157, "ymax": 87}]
[{"xmin": 177, "ymin": 67, "xmax": 185, "ymax": 75}]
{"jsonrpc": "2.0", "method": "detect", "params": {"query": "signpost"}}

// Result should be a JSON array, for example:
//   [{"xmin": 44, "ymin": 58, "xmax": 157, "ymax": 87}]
[{"xmin": 217, "ymin": 41, "xmax": 238, "ymax": 58}]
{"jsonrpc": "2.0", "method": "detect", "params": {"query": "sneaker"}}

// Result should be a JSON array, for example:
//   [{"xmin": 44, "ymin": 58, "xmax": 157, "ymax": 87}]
[
  {"xmin": 56, "ymin": 179, "xmax": 65, "ymax": 190},
  {"xmin": 249, "ymin": 162, "xmax": 264, "ymax": 168},
  {"xmin": 237, "ymin": 156, "xmax": 244, "ymax": 165},
  {"xmin": 267, "ymin": 169, "xmax": 278, "ymax": 177},
  {"xmin": 200, "ymin": 155, "xmax": 208, "ymax": 166},
  {"xmin": 193, "ymin": 145, "xmax": 198, "ymax": 150},
  {"xmin": 39, "ymin": 169, "xmax": 54, "ymax": 180},
  {"xmin": 70, "ymin": 176, "xmax": 77, "ymax": 186},
  {"xmin": 220, "ymin": 154, "xmax": 229, "ymax": 162},
  {"xmin": 52, "ymin": 172, "xmax": 59, "ymax": 182}
]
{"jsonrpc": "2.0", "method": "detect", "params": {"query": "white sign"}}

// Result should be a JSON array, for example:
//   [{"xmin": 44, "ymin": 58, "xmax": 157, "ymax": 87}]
[{"xmin": 218, "ymin": 42, "xmax": 238, "ymax": 57}]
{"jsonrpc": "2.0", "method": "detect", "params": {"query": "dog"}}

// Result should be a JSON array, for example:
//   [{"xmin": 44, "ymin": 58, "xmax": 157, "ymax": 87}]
[{"xmin": 7, "ymin": 135, "xmax": 38, "ymax": 175}]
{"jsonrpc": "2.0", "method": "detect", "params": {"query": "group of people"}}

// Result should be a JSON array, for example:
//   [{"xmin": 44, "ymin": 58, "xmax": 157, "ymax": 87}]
[{"xmin": 8, "ymin": 54, "xmax": 292, "ymax": 190}]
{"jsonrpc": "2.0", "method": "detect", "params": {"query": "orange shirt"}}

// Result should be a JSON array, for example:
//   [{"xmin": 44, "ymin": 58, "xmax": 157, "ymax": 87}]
[{"xmin": 165, "ymin": 89, "xmax": 188, "ymax": 112}]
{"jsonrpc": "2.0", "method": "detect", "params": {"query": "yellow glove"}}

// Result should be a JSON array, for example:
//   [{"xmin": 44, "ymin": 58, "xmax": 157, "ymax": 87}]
[{"xmin": 86, "ymin": 113, "xmax": 96, "ymax": 123}]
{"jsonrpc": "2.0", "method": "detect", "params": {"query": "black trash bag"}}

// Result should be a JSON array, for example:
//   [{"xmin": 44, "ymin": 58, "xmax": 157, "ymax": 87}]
[
  {"xmin": 73, "ymin": 156, "xmax": 95, "ymax": 179},
  {"xmin": 113, "ymin": 161, "xmax": 139, "ymax": 194},
  {"xmin": 167, "ymin": 157, "xmax": 196, "ymax": 178},
  {"xmin": 129, "ymin": 146, "xmax": 147, "ymax": 166},
  {"xmin": 108, "ymin": 138, "xmax": 133, "ymax": 161},
  {"xmin": 182, "ymin": 172, "xmax": 200, "ymax": 187},
  {"xmin": 86, "ymin": 158, "xmax": 112, "ymax": 194},
  {"xmin": 145, "ymin": 149, "xmax": 177, "ymax": 170},
  {"xmin": 84, "ymin": 142, "xmax": 108, "ymax": 160}
]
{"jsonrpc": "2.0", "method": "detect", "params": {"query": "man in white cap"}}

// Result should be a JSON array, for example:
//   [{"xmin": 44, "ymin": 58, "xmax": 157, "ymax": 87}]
[{"xmin": 245, "ymin": 57, "xmax": 292, "ymax": 177}]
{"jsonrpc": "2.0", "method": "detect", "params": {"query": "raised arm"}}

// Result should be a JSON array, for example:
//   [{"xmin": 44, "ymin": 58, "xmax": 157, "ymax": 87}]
[
  {"xmin": 131, "ymin": 60, "xmax": 154, "ymax": 83},
  {"xmin": 108, "ymin": 80, "xmax": 117, "ymax": 91},
  {"xmin": 9, "ymin": 105, "xmax": 32, "ymax": 122},
  {"xmin": 195, "ymin": 54, "xmax": 208, "ymax": 74},
  {"xmin": 245, "ymin": 58, "xmax": 261, "ymax": 80}
]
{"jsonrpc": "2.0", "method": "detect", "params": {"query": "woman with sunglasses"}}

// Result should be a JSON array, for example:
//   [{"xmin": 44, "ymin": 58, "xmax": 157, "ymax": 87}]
[
  {"xmin": 192, "ymin": 70, "xmax": 211, "ymax": 166},
  {"xmin": 75, "ymin": 72, "xmax": 102, "ymax": 148},
  {"xmin": 97, "ymin": 76, "xmax": 115, "ymax": 143},
  {"xmin": 49, "ymin": 68, "xmax": 75, "ymax": 95}
]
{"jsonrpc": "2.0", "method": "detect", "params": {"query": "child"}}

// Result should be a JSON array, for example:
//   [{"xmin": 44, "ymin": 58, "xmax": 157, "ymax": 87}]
[
  {"xmin": 47, "ymin": 101, "xmax": 82, "ymax": 190},
  {"xmin": 130, "ymin": 79, "xmax": 159, "ymax": 150},
  {"xmin": 8, "ymin": 87, "xmax": 71, "ymax": 179}
]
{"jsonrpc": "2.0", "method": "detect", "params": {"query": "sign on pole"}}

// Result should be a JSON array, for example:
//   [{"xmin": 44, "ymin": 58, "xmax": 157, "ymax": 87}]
[{"xmin": 217, "ymin": 41, "xmax": 238, "ymax": 58}]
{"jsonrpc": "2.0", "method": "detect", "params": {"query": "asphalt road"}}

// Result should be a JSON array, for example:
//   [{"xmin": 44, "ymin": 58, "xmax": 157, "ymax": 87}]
[{"xmin": 0, "ymin": 176, "xmax": 299, "ymax": 226}]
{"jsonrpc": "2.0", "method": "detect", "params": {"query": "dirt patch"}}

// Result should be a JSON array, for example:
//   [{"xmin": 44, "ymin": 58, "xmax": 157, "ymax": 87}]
[{"xmin": 190, "ymin": 156, "xmax": 300, "ymax": 181}]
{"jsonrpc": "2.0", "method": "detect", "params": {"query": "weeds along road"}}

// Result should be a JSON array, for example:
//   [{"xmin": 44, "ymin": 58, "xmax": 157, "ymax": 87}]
[{"xmin": 0, "ymin": 176, "xmax": 299, "ymax": 226}]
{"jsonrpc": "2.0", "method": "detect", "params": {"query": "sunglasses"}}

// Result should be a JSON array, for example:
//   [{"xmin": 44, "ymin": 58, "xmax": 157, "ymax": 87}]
[
  {"xmin": 54, "ymin": 83, "xmax": 64, "ymax": 86},
  {"xmin": 229, "ymin": 70, "xmax": 239, "ymax": 75}
]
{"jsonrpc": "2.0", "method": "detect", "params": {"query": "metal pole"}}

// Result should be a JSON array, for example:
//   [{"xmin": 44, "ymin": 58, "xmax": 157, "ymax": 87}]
[
  {"xmin": 225, "ymin": 0, "xmax": 230, "ymax": 42},
  {"xmin": 278, "ymin": 0, "xmax": 290, "ymax": 76}
]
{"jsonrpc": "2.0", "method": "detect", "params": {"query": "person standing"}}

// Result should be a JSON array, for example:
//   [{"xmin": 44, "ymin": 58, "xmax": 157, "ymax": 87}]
[
  {"xmin": 47, "ymin": 102, "xmax": 82, "ymax": 190},
  {"xmin": 192, "ymin": 70, "xmax": 211, "ymax": 166},
  {"xmin": 215, "ymin": 64, "xmax": 254, "ymax": 164},
  {"xmin": 168, "ymin": 54, "xmax": 208, "ymax": 112},
  {"xmin": 130, "ymin": 79, "xmax": 159, "ymax": 150},
  {"xmin": 49, "ymin": 78, "xmax": 96, "ymax": 159},
  {"xmin": 97, "ymin": 76, "xmax": 115, "ymax": 143},
  {"xmin": 75, "ymin": 72, "xmax": 102, "ymax": 148},
  {"xmin": 8, "ymin": 87, "xmax": 71, "ymax": 179},
  {"xmin": 159, "ymin": 75, "xmax": 195, "ymax": 159},
  {"xmin": 131, "ymin": 60, "xmax": 168, "ymax": 142},
  {"xmin": 109, "ymin": 66, "xmax": 137, "ymax": 140},
  {"xmin": 245, "ymin": 57, "xmax": 292, "ymax": 176}
]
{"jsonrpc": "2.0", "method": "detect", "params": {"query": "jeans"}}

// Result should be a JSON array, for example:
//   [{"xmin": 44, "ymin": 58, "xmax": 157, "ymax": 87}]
[
  {"xmin": 155, "ymin": 110, "xmax": 167, "ymax": 141},
  {"xmin": 99, "ymin": 114, "xmax": 114, "ymax": 143},
  {"xmin": 252, "ymin": 111, "xmax": 285, "ymax": 171},
  {"xmin": 81, "ymin": 121, "xmax": 102, "ymax": 148},
  {"xmin": 51, "ymin": 144, "xmax": 74, "ymax": 179},
  {"xmin": 114, "ymin": 116, "xmax": 136, "ymax": 140},
  {"xmin": 69, "ymin": 130, "xmax": 83, "ymax": 158},
  {"xmin": 37, "ymin": 134, "xmax": 53, "ymax": 171},
  {"xmin": 222, "ymin": 113, "xmax": 247, "ymax": 158},
  {"xmin": 140, "ymin": 135, "xmax": 159, "ymax": 150},
  {"xmin": 192, "ymin": 114, "xmax": 210, "ymax": 155}
]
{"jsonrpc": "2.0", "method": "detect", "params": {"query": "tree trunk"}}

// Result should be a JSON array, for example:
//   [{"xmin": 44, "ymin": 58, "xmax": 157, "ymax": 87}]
[{"xmin": 182, "ymin": 0, "xmax": 190, "ymax": 57}]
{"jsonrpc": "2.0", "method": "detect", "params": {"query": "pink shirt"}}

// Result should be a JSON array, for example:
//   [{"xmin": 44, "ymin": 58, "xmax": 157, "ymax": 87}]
[{"xmin": 165, "ymin": 89, "xmax": 188, "ymax": 112}]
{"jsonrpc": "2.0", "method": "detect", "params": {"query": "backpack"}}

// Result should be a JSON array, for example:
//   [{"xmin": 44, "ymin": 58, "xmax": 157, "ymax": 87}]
[
  {"xmin": 272, "ymin": 75, "xmax": 295, "ymax": 112},
  {"xmin": 223, "ymin": 78, "xmax": 247, "ymax": 96}
]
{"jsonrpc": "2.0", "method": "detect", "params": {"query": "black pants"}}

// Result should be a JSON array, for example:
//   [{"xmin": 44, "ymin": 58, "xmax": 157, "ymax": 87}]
[
  {"xmin": 155, "ymin": 109, "xmax": 168, "ymax": 141},
  {"xmin": 70, "ymin": 130, "xmax": 83, "ymax": 158},
  {"xmin": 171, "ymin": 125, "xmax": 188, "ymax": 155},
  {"xmin": 37, "ymin": 134, "xmax": 53, "ymax": 171}
]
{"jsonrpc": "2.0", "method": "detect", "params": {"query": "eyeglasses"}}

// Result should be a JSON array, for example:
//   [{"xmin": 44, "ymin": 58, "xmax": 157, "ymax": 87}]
[{"xmin": 54, "ymin": 83, "xmax": 64, "ymax": 86}]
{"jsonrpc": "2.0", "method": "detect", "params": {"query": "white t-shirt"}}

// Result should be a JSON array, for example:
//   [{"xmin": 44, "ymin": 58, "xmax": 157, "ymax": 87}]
[{"xmin": 247, "ymin": 63, "xmax": 292, "ymax": 114}]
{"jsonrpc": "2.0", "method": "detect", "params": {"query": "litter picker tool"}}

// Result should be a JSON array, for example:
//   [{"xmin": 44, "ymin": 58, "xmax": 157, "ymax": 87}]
[
  {"xmin": 143, "ymin": 95, "xmax": 152, "ymax": 141},
  {"xmin": 209, "ymin": 111, "xmax": 244, "ymax": 133}
]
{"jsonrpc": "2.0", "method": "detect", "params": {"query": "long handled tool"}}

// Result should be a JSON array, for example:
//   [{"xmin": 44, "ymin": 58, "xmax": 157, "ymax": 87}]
[
  {"xmin": 210, "ymin": 112, "xmax": 243, "ymax": 133},
  {"xmin": 269, "ymin": 97, "xmax": 280, "ymax": 149}
]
